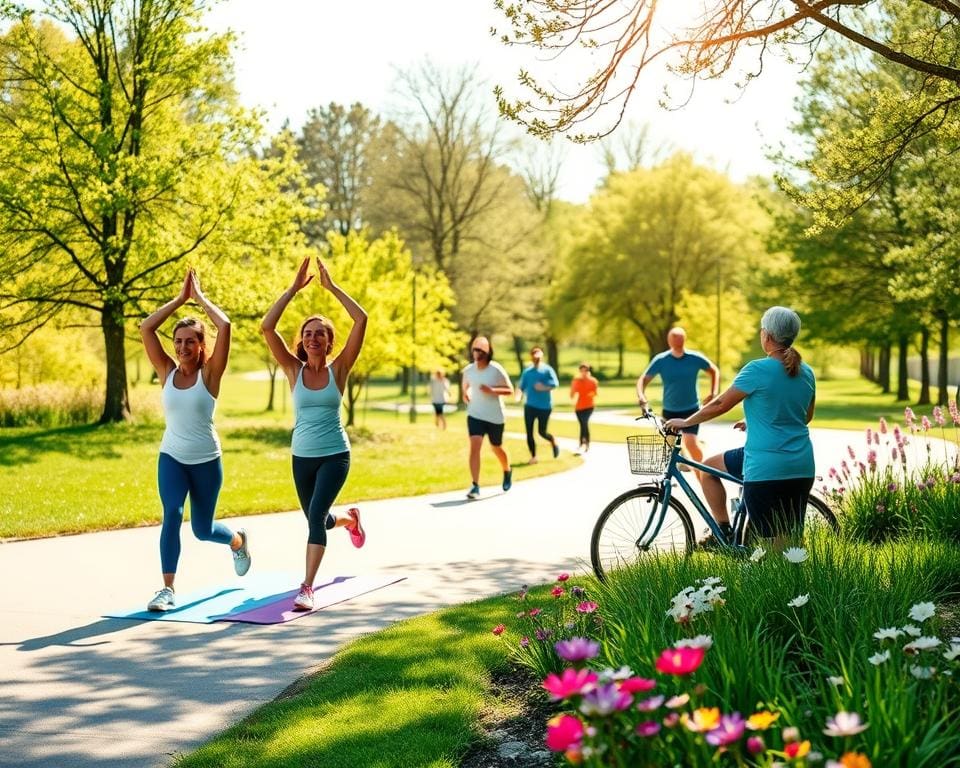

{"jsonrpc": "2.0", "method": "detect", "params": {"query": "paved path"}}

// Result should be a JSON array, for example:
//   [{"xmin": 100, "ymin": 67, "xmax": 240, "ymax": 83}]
[{"xmin": 0, "ymin": 423, "xmax": 911, "ymax": 767}]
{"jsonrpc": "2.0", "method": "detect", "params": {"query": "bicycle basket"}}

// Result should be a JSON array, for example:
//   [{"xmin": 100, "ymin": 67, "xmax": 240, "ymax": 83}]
[{"xmin": 626, "ymin": 434, "xmax": 672, "ymax": 475}]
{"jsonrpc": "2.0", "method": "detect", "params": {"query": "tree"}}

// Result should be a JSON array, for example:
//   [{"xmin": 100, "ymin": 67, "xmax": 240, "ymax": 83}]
[
  {"xmin": 318, "ymin": 230, "xmax": 465, "ymax": 426},
  {"xmin": 560, "ymin": 153, "xmax": 767, "ymax": 357},
  {"xmin": 0, "ymin": 1, "xmax": 307, "ymax": 422},
  {"xmin": 494, "ymin": 1, "xmax": 960, "ymax": 146}
]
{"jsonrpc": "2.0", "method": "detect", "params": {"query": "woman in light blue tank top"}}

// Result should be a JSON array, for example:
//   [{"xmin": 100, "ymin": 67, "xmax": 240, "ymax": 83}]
[
  {"xmin": 261, "ymin": 256, "xmax": 368, "ymax": 612},
  {"xmin": 139, "ymin": 269, "xmax": 252, "ymax": 613}
]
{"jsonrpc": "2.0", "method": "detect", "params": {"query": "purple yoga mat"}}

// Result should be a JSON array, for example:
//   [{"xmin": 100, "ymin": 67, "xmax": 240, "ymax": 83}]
[{"xmin": 218, "ymin": 573, "xmax": 407, "ymax": 624}]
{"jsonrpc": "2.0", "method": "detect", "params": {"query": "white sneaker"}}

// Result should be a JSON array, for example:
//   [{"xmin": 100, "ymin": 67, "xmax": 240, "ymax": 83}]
[
  {"xmin": 292, "ymin": 583, "xmax": 314, "ymax": 611},
  {"xmin": 147, "ymin": 587, "xmax": 175, "ymax": 612},
  {"xmin": 232, "ymin": 529, "xmax": 251, "ymax": 576},
  {"xmin": 466, "ymin": 484, "xmax": 480, "ymax": 500}
]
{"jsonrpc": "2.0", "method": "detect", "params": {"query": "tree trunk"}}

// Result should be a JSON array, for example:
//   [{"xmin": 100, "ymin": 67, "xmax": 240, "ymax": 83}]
[
  {"xmin": 918, "ymin": 327, "xmax": 931, "ymax": 406},
  {"xmin": 345, "ymin": 376, "xmax": 362, "ymax": 427},
  {"xmin": 896, "ymin": 334, "xmax": 909, "ymax": 402},
  {"xmin": 860, "ymin": 347, "xmax": 872, "ymax": 380},
  {"xmin": 400, "ymin": 366, "xmax": 409, "ymax": 395},
  {"xmin": 879, "ymin": 343, "xmax": 891, "ymax": 393},
  {"xmin": 265, "ymin": 360, "xmax": 279, "ymax": 412},
  {"xmin": 100, "ymin": 301, "xmax": 131, "ymax": 423},
  {"xmin": 938, "ymin": 311, "xmax": 949, "ymax": 406},
  {"xmin": 512, "ymin": 335, "xmax": 525, "ymax": 375},
  {"xmin": 617, "ymin": 341, "xmax": 625, "ymax": 379},
  {"xmin": 546, "ymin": 336, "xmax": 559, "ymax": 375}
]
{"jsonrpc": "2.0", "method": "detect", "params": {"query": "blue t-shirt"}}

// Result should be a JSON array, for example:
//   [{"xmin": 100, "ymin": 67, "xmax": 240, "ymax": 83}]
[
  {"xmin": 644, "ymin": 351, "xmax": 712, "ymax": 412},
  {"xmin": 518, "ymin": 363, "xmax": 559, "ymax": 410},
  {"xmin": 732, "ymin": 357, "xmax": 816, "ymax": 481}
]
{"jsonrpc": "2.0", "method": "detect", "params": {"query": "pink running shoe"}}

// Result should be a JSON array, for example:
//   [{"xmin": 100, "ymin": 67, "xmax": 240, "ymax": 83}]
[
  {"xmin": 292, "ymin": 583, "xmax": 314, "ymax": 612},
  {"xmin": 347, "ymin": 507, "xmax": 366, "ymax": 548}
]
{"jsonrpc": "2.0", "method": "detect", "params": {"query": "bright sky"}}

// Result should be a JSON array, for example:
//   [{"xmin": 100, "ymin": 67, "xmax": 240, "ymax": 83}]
[{"xmin": 206, "ymin": 0, "xmax": 807, "ymax": 203}]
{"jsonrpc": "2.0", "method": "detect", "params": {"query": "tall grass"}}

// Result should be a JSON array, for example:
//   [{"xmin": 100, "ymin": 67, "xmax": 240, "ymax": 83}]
[{"xmin": 0, "ymin": 383, "xmax": 162, "ymax": 427}]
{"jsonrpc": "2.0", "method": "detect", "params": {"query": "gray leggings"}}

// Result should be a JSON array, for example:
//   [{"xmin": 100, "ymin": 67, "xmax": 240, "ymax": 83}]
[{"xmin": 292, "ymin": 452, "xmax": 350, "ymax": 546}]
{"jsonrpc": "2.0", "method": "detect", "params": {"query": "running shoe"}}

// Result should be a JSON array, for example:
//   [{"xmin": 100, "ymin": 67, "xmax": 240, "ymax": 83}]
[
  {"xmin": 552, "ymin": 443, "xmax": 560, "ymax": 459},
  {"xmin": 502, "ymin": 469, "xmax": 513, "ymax": 492},
  {"xmin": 347, "ymin": 507, "xmax": 366, "ymax": 548},
  {"xmin": 147, "ymin": 587, "xmax": 175, "ymax": 612},
  {"xmin": 232, "ymin": 529, "xmax": 251, "ymax": 576},
  {"xmin": 466, "ymin": 483, "xmax": 480, "ymax": 500},
  {"xmin": 292, "ymin": 583, "xmax": 314, "ymax": 611}
]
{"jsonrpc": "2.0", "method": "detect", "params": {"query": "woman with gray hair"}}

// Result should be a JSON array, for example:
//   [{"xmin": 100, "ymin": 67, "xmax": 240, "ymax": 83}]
[{"xmin": 665, "ymin": 306, "xmax": 816, "ymax": 546}]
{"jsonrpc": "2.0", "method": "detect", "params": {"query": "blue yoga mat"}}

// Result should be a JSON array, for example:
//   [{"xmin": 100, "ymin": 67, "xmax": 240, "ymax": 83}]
[{"xmin": 104, "ymin": 572, "xmax": 331, "ymax": 624}]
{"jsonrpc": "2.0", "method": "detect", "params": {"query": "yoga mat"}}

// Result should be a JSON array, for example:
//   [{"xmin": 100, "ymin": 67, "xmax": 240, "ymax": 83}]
[
  {"xmin": 104, "ymin": 572, "xmax": 402, "ymax": 624},
  {"xmin": 220, "ymin": 573, "xmax": 407, "ymax": 624}
]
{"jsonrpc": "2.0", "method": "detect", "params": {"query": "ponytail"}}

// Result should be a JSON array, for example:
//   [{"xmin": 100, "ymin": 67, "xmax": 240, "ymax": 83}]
[{"xmin": 782, "ymin": 347, "xmax": 802, "ymax": 377}]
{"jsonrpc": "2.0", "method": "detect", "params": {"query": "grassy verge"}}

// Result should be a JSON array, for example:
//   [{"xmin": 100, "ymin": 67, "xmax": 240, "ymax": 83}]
[{"xmin": 172, "ymin": 595, "xmax": 515, "ymax": 768}]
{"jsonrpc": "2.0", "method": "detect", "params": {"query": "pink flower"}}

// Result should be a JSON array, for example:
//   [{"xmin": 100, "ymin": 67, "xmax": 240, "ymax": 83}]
[
  {"xmin": 637, "ymin": 694, "xmax": 665, "ymax": 711},
  {"xmin": 879, "ymin": 417, "xmax": 888, "ymax": 434},
  {"xmin": 867, "ymin": 449, "xmax": 877, "ymax": 465},
  {"xmin": 520, "ymin": 637, "xmax": 529, "ymax": 648},
  {"xmin": 865, "ymin": 427, "xmax": 873, "ymax": 445},
  {"xmin": 705, "ymin": 713, "xmax": 746, "ymax": 746},
  {"xmin": 847, "ymin": 445, "xmax": 856, "ymax": 460},
  {"xmin": 655, "ymin": 646, "xmax": 706, "ymax": 675},
  {"xmin": 905, "ymin": 407, "xmax": 915, "ymax": 427},
  {"xmin": 663, "ymin": 712, "xmax": 680, "ymax": 727},
  {"xmin": 528, "ymin": 608, "xmax": 542, "ymax": 617},
  {"xmin": 535, "ymin": 628, "xmax": 553, "ymax": 642},
  {"xmin": 551, "ymin": 586, "xmax": 565, "ymax": 598},
  {"xmin": 921, "ymin": 415, "xmax": 932, "ymax": 432},
  {"xmin": 618, "ymin": 676, "xmax": 656, "ymax": 694},
  {"xmin": 554, "ymin": 637, "xmax": 600, "ymax": 663},
  {"xmin": 491, "ymin": 624, "xmax": 506, "ymax": 636},
  {"xmin": 746, "ymin": 735, "xmax": 765, "ymax": 755},
  {"xmin": 949, "ymin": 399, "xmax": 960, "ymax": 426},
  {"xmin": 933, "ymin": 406, "xmax": 945, "ymax": 427},
  {"xmin": 636, "ymin": 721, "xmax": 661, "ymax": 737},
  {"xmin": 576, "ymin": 601, "xmax": 598, "ymax": 613},
  {"xmin": 557, "ymin": 573, "xmax": 570, "ymax": 582},
  {"xmin": 545, "ymin": 714, "xmax": 584, "ymax": 752},
  {"xmin": 543, "ymin": 668, "xmax": 598, "ymax": 700}
]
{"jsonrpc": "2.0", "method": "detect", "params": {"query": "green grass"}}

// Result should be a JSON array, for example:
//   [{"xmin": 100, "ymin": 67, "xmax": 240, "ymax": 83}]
[{"xmin": 173, "ymin": 595, "xmax": 515, "ymax": 768}]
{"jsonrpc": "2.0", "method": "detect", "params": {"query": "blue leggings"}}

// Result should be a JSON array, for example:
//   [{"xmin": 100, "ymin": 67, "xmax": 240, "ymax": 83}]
[
  {"xmin": 292, "ymin": 452, "xmax": 350, "ymax": 546},
  {"xmin": 158, "ymin": 453, "xmax": 233, "ymax": 574}
]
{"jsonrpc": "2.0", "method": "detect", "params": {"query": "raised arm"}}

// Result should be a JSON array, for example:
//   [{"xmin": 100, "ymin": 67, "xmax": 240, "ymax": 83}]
[
  {"xmin": 190, "ymin": 271, "xmax": 231, "ymax": 396},
  {"xmin": 319, "ymin": 257, "xmax": 368, "ymax": 392},
  {"xmin": 261, "ymin": 257, "xmax": 313, "ymax": 384},
  {"xmin": 139, "ymin": 271, "xmax": 190, "ymax": 381}
]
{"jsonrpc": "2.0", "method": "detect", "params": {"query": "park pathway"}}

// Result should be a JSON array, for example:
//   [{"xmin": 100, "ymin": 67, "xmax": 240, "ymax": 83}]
[{"xmin": 0, "ymin": 424, "xmax": 875, "ymax": 767}]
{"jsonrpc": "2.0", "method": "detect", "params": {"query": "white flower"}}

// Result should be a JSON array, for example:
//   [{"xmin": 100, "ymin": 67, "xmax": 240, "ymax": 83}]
[
  {"xmin": 665, "ymin": 693, "xmax": 689, "ymax": 708},
  {"xmin": 675, "ymin": 634, "xmax": 713, "ymax": 650},
  {"xmin": 823, "ymin": 711, "xmax": 869, "ymax": 737},
  {"xmin": 701, "ymin": 576, "xmax": 723, "ymax": 586},
  {"xmin": 873, "ymin": 627, "xmax": 903, "ymax": 642},
  {"xmin": 788, "ymin": 594, "xmax": 810, "ymax": 608},
  {"xmin": 783, "ymin": 547, "xmax": 809, "ymax": 564},
  {"xmin": 749, "ymin": 546, "xmax": 766, "ymax": 562},
  {"xmin": 597, "ymin": 666, "xmax": 634, "ymax": 682},
  {"xmin": 903, "ymin": 636, "xmax": 941, "ymax": 654},
  {"xmin": 944, "ymin": 644, "xmax": 960, "ymax": 662},
  {"xmin": 903, "ymin": 624, "xmax": 922, "ymax": 637},
  {"xmin": 826, "ymin": 675, "xmax": 844, "ymax": 686},
  {"xmin": 908, "ymin": 602, "xmax": 936, "ymax": 622},
  {"xmin": 868, "ymin": 650, "xmax": 890, "ymax": 665},
  {"xmin": 910, "ymin": 665, "xmax": 936, "ymax": 679}
]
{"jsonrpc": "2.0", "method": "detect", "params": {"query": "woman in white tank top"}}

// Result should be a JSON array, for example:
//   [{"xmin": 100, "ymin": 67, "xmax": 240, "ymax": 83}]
[
  {"xmin": 138, "ymin": 269, "xmax": 251, "ymax": 613},
  {"xmin": 261, "ymin": 256, "xmax": 368, "ymax": 612}
]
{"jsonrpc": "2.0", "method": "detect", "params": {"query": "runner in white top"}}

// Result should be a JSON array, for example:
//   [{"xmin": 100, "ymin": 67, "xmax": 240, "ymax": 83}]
[
  {"xmin": 429, "ymin": 369, "xmax": 451, "ymax": 430},
  {"xmin": 461, "ymin": 335, "xmax": 514, "ymax": 499}
]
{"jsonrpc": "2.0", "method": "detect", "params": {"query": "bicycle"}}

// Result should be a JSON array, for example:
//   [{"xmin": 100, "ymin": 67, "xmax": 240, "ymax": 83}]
[{"xmin": 590, "ymin": 411, "xmax": 838, "ymax": 582}]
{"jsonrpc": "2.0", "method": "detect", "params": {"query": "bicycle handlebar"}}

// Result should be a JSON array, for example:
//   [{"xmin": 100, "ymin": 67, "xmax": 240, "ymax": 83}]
[{"xmin": 635, "ymin": 408, "xmax": 681, "ymax": 438}]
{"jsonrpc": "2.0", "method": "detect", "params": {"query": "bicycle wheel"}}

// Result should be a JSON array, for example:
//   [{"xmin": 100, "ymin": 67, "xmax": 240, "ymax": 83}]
[
  {"xmin": 734, "ymin": 493, "xmax": 838, "ymax": 545},
  {"xmin": 591, "ymin": 485, "xmax": 695, "ymax": 582}
]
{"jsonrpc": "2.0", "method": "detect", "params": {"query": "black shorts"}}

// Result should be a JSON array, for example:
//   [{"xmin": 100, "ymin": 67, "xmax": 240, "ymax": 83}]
[
  {"xmin": 467, "ymin": 416, "xmax": 504, "ymax": 446},
  {"xmin": 432, "ymin": 403, "xmax": 444, "ymax": 416},
  {"xmin": 663, "ymin": 408, "xmax": 700, "ymax": 435},
  {"xmin": 723, "ymin": 447, "xmax": 744, "ymax": 481},
  {"xmin": 742, "ymin": 477, "xmax": 814, "ymax": 538}
]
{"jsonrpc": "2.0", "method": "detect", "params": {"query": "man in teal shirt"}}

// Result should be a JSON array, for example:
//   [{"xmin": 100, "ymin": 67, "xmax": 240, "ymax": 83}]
[{"xmin": 517, "ymin": 346, "xmax": 560, "ymax": 463}]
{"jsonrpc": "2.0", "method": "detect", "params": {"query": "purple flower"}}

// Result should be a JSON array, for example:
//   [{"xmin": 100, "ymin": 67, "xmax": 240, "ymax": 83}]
[
  {"xmin": 579, "ymin": 682, "xmax": 633, "ymax": 716},
  {"xmin": 535, "ymin": 628, "xmax": 553, "ymax": 642},
  {"xmin": 636, "ymin": 721, "xmax": 661, "ymax": 737},
  {"xmin": 705, "ymin": 713, "xmax": 746, "ymax": 746},
  {"xmin": 555, "ymin": 637, "xmax": 600, "ymax": 662},
  {"xmin": 520, "ymin": 637, "xmax": 529, "ymax": 648},
  {"xmin": 888, "ymin": 482, "xmax": 899, "ymax": 492},
  {"xmin": 571, "ymin": 585, "xmax": 585, "ymax": 598},
  {"xmin": 921, "ymin": 415, "xmax": 932, "ymax": 431},
  {"xmin": 847, "ymin": 445, "xmax": 856, "ymax": 460}
]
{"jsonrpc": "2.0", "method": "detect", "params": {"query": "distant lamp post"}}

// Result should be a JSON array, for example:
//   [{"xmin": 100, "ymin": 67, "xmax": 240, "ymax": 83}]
[{"xmin": 409, "ymin": 269, "xmax": 417, "ymax": 423}]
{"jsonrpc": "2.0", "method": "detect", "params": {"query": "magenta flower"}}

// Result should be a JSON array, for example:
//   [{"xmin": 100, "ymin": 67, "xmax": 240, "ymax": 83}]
[
  {"xmin": 545, "ymin": 714, "xmax": 584, "ymax": 752},
  {"xmin": 491, "ymin": 624, "xmax": 506, "ymax": 636},
  {"xmin": 555, "ymin": 637, "xmax": 600, "ymax": 662},
  {"xmin": 528, "ymin": 608, "xmax": 542, "ymax": 617},
  {"xmin": 557, "ymin": 572, "xmax": 570, "ymax": 582},
  {"xmin": 576, "ymin": 601, "xmax": 598, "ymax": 613},
  {"xmin": 579, "ymin": 682, "xmax": 634, "ymax": 716},
  {"xmin": 636, "ymin": 721, "xmax": 661, "ymax": 737},
  {"xmin": 551, "ymin": 586, "xmax": 565, "ymax": 598},
  {"xmin": 706, "ymin": 713, "xmax": 746, "ymax": 746},
  {"xmin": 746, "ymin": 735, "xmax": 766, "ymax": 755},
  {"xmin": 618, "ymin": 676, "xmax": 656, "ymax": 694},
  {"xmin": 520, "ymin": 637, "xmax": 529, "ymax": 648},
  {"xmin": 543, "ymin": 668, "xmax": 598, "ymax": 700},
  {"xmin": 905, "ymin": 407, "xmax": 915, "ymax": 427},
  {"xmin": 655, "ymin": 646, "xmax": 706, "ymax": 675},
  {"xmin": 663, "ymin": 712, "xmax": 680, "ymax": 728}
]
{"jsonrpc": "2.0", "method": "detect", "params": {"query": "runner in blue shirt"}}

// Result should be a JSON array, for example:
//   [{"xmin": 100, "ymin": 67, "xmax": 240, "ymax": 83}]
[
  {"xmin": 517, "ymin": 346, "xmax": 560, "ymax": 463},
  {"xmin": 637, "ymin": 327, "xmax": 719, "ymax": 476}
]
